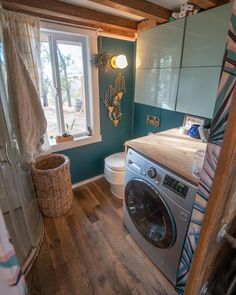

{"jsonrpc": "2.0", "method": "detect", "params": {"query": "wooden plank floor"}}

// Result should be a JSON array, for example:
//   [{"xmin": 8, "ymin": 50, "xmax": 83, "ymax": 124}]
[{"xmin": 27, "ymin": 178, "xmax": 176, "ymax": 295}]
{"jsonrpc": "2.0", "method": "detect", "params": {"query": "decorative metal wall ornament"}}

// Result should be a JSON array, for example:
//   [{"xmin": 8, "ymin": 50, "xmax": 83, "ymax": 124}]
[
  {"xmin": 115, "ymin": 72, "xmax": 126, "ymax": 99},
  {"xmin": 104, "ymin": 73, "xmax": 126, "ymax": 126}
]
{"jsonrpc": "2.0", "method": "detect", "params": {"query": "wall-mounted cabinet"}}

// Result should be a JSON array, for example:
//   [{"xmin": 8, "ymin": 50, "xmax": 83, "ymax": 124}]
[
  {"xmin": 182, "ymin": 3, "xmax": 232, "ymax": 67},
  {"xmin": 136, "ymin": 18, "xmax": 185, "ymax": 69},
  {"xmin": 134, "ymin": 3, "xmax": 232, "ymax": 119},
  {"xmin": 135, "ymin": 17, "xmax": 185, "ymax": 111},
  {"xmin": 135, "ymin": 68, "xmax": 180, "ymax": 110},
  {"xmin": 176, "ymin": 67, "xmax": 221, "ymax": 118}
]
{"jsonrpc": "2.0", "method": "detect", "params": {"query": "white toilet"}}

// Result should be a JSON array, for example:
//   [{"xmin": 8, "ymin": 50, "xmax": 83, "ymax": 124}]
[{"xmin": 104, "ymin": 152, "xmax": 125, "ymax": 199}]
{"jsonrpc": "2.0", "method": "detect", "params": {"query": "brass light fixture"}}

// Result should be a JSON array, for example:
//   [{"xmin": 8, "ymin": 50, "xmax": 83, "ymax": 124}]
[{"xmin": 111, "ymin": 55, "xmax": 128, "ymax": 69}]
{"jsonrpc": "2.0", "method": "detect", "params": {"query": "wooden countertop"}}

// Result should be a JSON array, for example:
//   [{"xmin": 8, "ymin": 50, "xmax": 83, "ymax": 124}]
[{"xmin": 125, "ymin": 128, "xmax": 207, "ymax": 185}]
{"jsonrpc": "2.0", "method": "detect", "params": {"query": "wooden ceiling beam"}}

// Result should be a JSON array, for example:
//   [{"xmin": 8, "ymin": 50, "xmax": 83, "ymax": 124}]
[
  {"xmin": 190, "ymin": 0, "xmax": 229, "ymax": 9},
  {"xmin": 137, "ymin": 20, "xmax": 158, "ymax": 31},
  {"xmin": 89, "ymin": 0, "xmax": 172, "ymax": 23},
  {"xmin": 1, "ymin": 2, "xmax": 136, "ymax": 39},
  {"xmin": 2, "ymin": 0, "xmax": 138, "ymax": 31}
]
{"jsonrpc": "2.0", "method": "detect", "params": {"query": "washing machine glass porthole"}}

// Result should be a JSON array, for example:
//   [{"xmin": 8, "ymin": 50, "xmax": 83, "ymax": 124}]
[{"xmin": 125, "ymin": 179, "xmax": 176, "ymax": 248}]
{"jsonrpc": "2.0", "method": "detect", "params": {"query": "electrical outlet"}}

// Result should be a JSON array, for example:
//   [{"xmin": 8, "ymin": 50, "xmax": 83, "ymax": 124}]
[{"xmin": 146, "ymin": 115, "xmax": 160, "ymax": 128}]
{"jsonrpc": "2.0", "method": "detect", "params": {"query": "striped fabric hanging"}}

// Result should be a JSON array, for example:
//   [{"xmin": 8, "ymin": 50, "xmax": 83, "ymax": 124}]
[{"xmin": 176, "ymin": 1, "xmax": 236, "ymax": 293}]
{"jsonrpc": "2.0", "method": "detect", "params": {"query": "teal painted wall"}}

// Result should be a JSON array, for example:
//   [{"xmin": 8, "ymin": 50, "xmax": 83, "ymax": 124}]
[
  {"xmin": 58, "ymin": 37, "xmax": 196, "ymax": 184},
  {"xmin": 58, "ymin": 37, "xmax": 135, "ymax": 184},
  {"xmin": 133, "ymin": 102, "xmax": 185, "ymax": 138}
]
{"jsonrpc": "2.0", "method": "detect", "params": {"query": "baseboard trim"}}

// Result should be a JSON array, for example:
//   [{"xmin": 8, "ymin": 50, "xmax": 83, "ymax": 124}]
[{"xmin": 72, "ymin": 174, "xmax": 104, "ymax": 189}]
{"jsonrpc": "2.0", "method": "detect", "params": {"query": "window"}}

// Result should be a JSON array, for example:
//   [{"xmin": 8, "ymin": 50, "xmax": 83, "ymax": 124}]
[{"xmin": 40, "ymin": 24, "xmax": 101, "ymax": 151}]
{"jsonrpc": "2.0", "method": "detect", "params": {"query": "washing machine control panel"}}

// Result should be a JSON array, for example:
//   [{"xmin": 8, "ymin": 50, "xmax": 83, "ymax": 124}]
[{"xmin": 163, "ymin": 175, "xmax": 189, "ymax": 199}]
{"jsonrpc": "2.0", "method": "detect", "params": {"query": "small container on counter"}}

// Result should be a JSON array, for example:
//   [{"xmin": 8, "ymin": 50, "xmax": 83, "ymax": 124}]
[
  {"xmin": 179, "ymin": 126, "xmax": 189, "ymax": 135},
  {"xmin": 189, "ymin": 124, "xmax": 201, "ymax": 139},
  {"xmin": 192, "ymin": 149, "xmax": 206, "ymax": 178}
]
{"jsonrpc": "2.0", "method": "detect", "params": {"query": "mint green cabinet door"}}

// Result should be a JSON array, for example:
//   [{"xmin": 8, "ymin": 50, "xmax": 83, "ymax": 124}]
[
  {"xmin": 136, "ymin": 18, "xmax": 185, "ymax": 69},
  {"xmin": 176, "ymin": 67, "xmax": 221, "ymax": 118},
  {"xmin": 135, "ymin": 68, "xmax": 180, "ymax": 110},
  {"xmin": 182, "ymin": 3, "xmax": 232, "ymax": 67}
]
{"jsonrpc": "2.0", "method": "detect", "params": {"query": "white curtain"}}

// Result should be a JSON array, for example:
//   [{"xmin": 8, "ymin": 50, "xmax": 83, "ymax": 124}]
[
  {"xmin": 2, "ymin": 9, "xmax": 49, "ymax": 162},
  {"xmin": 3, "ymin": 10, "xmax": 40, "ymax": 94}
]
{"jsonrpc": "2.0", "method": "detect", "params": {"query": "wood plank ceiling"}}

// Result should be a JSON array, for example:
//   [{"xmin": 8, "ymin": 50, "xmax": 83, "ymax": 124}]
[{"xmin": 1, "ymin": 0, "xmax": 230, "ymax": 38}]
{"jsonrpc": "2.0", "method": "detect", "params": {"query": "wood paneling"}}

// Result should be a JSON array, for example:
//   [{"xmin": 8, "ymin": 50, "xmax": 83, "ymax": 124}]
[
  {"xmin": 2, "ymin": 0, "xmax": 230, "ymax": 38},
  {"xmin": 89, "ymin": 0, "xmax": 171, "ymax": 23},
  {"xmin": 26, "ymin": 178, "xmax": 176, "ymax": 295},
  {"xmin": 2, "ymin": 0, "xmax": 137, "ymax": 36}
]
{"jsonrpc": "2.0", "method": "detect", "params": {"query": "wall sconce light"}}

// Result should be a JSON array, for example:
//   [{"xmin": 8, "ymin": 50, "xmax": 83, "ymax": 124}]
[{"xmin": 111, "ymin": 55, "xmax": 128, "ymax": 69}]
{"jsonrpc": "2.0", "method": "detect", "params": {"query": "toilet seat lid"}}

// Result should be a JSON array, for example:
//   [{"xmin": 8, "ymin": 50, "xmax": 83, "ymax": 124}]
[{"xmin": 105, "ymin": 152, "xmax": 125, "ymax": 171}]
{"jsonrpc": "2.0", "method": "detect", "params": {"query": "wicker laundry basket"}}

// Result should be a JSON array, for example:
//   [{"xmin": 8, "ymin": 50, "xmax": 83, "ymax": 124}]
[{"xmin": 31, "ymin": 154, "xmax": 73, "ymax": 217}]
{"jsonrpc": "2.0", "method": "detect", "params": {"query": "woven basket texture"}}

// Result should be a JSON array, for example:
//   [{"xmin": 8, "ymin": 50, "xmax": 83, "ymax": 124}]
[{"xmin": 31, "ymin": 154, "xmax": 73, "ymax": 217}]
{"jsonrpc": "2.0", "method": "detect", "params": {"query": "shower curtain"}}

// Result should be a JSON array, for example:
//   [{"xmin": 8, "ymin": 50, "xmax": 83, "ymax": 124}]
[
  {"xmin": 3, "ymin": 10, "xmax": 40, "ymax": 93},
  {"xmin": 0, "ymin": 7, "xmax": 50, "ymax": 294}
]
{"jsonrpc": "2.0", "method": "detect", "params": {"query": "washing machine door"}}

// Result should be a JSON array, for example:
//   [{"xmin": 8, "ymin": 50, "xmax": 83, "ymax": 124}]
[{"xmin": 125, "ymin": 179, "xmax": 176, "ymax": 248}]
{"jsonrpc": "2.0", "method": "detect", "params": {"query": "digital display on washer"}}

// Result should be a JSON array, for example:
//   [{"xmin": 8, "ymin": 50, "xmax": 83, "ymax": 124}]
[{"xmin": 163, "ymin": 175, "xmax": 189, "ymax": 199}]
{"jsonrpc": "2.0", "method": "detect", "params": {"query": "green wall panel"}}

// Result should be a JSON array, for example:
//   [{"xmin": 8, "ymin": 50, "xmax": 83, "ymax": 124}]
[{"xmin": 133, "ymin": 102, "xmax": 185, "ymax": 138}]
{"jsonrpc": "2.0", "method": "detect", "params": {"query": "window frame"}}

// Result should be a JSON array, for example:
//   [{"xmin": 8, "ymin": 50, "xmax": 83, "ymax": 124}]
[{"xmin": 40, "ymin": 22, "xmax": 101, "ymax": 152}]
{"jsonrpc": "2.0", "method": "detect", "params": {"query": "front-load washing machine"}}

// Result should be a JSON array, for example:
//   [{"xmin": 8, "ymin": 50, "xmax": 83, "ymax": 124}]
[{"xmin": 124, "ymin": 148, "xmax": 198, "ymax": 285}]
